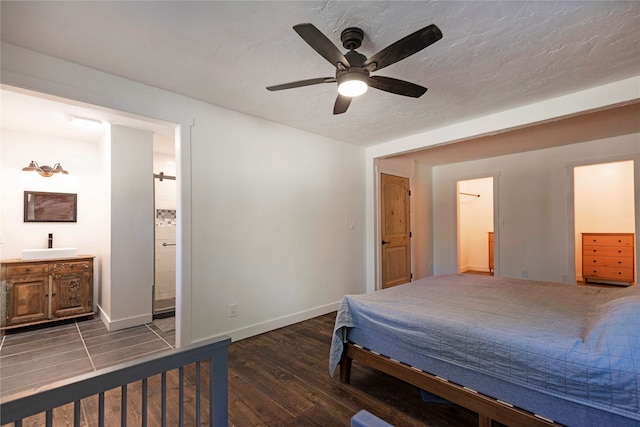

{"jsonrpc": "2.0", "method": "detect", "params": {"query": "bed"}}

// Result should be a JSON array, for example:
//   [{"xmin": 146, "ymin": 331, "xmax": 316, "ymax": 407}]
[{"xmin": 329, "ymin": 274, "xmax": 640, "ymax": 427}]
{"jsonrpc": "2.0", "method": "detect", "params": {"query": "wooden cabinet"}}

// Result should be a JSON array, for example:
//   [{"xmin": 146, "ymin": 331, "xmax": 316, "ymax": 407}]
[
  {"xmin": 1, "ymin": 256, "xmax": 94, "ymax": 330},
  {"xmin": 582, "ymin": 233, "xmax": 635, "ymax": 286},
  {"xmin": 488, "ymin": 232, "xmax": 494, "ymax": 273}
]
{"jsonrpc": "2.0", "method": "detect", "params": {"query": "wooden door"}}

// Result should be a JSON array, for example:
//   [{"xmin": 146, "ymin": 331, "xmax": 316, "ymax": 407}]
[{"xmin": 380, "ymin": 173, "xmax": 411, "ymax": 288}]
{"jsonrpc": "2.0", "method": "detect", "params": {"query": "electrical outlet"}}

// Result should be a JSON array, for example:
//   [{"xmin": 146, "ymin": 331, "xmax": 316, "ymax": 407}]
[
  {"xmin": 229, "ymin": 303, "xmax": 238, "ymax": 318},
  {"xmin": 521, "ymin": 270, "xmax": 528, "ymax": 279}
]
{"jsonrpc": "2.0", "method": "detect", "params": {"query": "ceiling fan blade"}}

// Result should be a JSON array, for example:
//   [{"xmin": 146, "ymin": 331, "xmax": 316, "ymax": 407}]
[
  {"xmin": 368, "ymin": 76, "xmax": 427, "ymax": 98},
  {"xmin": 266, "ymin": 77, "xmax": 336, "ymax": 91},
  {"xmin": 333, "ymin": 94, "xmax": 352, "ymax": 114},
  {"xmin": 293, "ymin": 23, "xmax": 350, "ymax": 68},
  {"xmin": 363, "ymin": 24, "xmax": 442, "ymax": 71}
]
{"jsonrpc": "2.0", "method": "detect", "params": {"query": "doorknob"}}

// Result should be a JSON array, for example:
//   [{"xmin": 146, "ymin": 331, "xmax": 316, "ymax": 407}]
[{"xmin": 381, "ymin": 240, "xmax": 390, "ymax": 245}]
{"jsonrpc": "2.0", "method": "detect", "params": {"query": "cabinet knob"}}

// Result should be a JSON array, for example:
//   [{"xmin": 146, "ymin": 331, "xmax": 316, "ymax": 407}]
[{"xmin": 25, "ymin": 268, "xmax": 30, "ymax": 272}]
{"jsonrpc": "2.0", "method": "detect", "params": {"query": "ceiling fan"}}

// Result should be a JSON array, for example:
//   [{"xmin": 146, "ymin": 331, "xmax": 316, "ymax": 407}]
[{"xmin": 266, "ymin": 23, "xmax": 443, "ymax": 114}]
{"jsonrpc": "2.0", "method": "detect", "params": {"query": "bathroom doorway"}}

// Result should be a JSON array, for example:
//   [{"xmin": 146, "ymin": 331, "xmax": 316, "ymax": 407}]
[
  {"xmin": 153, "ymin": 135, "xmax": 177, "ymax": 317},
  {"xmin": 457, "ymin": 176, "xmax": 495, "ymax": 274}
]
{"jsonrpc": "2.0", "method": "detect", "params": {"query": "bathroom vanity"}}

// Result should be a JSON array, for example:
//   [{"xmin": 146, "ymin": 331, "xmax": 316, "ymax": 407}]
[{"xmin": 1, "ymin": 256, "xmax": 94, "ymax": 330}]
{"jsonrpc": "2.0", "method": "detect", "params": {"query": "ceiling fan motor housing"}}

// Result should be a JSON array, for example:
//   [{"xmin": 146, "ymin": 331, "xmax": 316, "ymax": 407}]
[
  {"xmin": 336, "ymin": 50, "xmax": 369, "ymax": 86},
  {"xmin": 341, "ymin": 27, "xmax": 364, "ymax": 50}
]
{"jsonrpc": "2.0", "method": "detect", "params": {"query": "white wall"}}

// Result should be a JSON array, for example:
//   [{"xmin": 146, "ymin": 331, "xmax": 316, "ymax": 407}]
[
  {"xmin": 104, "ymin": 125, "xmax": 154, "ymax": 328},
  {"xmin": 1, "ymin": 43, "xmax": 366, "ymax": 344},
  {"xmin": 0, "ymin": 129, "xmax": 102, "ymax": 307},
  {"xmin": 0, "ymin": 129, "xmax": 102, "ymax": 258},
  {"xmin": 189, "ymin": 114, "xmax": 365, "ymax": 341},
  {"xmin": 574, "ymin": 160, "xmax": 635, "ymax": 280},
  {"xmin": 432, "ymin": 134, "xmax": 639, "ymax": 283}
]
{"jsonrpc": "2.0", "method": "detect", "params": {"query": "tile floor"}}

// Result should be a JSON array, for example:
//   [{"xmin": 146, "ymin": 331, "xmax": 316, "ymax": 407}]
[{"xmin": 0, "ymin": 316, "xmax": 175, "ymax": 399}]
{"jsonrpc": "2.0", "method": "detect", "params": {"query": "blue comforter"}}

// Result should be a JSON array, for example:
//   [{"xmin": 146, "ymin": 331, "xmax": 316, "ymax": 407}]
[{"xmin": 330, "ymin": 274, "xmax": 640, "ymax": 422}]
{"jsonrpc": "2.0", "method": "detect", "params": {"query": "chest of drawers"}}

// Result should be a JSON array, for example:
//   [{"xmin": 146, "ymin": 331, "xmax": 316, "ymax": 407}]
[{"xmin": 582, "ymin": 233, "xmax": 635, "ymax": 286}]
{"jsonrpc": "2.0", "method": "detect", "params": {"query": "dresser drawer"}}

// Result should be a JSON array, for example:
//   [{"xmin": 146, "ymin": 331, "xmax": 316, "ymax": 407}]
[
  {"xmin": 52, "ymin": 261, "xmax": 92, "ymax": 273},
  {"xmin": 582, "ymin": 234, "xmax": 634, "ymax": 247},
  {"xmin": 584, "ymin": 266, "xmax": 634, "ymax": 282},
  {"xmin": 583, "ymin": 245, "xmax": 633, "ymax": 258},
  {"xmin": 5, "ymin": 263, "xmax": 49, "ymax": 277},
  {"xmin": 583, "ymin": 255, "xmax": 634, "ymax": 268}
]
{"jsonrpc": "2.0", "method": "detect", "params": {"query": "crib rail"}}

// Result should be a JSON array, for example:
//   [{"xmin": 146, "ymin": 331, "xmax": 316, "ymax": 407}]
[{"xmin": 0, "ymin": 335, "xmax": 231, "ymax": 426}]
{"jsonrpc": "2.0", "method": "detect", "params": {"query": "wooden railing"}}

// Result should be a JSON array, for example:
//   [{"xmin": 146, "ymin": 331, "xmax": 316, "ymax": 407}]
[{"xmin": 0, "ymin": 335, "xmax": 231, "ymax": 426}]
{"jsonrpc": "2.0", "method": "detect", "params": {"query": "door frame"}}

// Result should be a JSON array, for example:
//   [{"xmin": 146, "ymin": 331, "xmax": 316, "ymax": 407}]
[
  {"xmin": 565, "ymin": 153, "xmax": 640, "ymax": 285},
  {"xmin": 374, "ymin": 161, "xmax": 413, "ymax": 291},
  {"xmin": 2, "ymin": 85, "xmax": 192, "ymax": 347}
]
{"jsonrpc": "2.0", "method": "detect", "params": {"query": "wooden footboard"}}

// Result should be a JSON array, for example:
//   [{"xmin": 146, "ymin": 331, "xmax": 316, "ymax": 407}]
[{"xmin": 340, "ymin": 342, "xmax": 559, "ymax": 427}]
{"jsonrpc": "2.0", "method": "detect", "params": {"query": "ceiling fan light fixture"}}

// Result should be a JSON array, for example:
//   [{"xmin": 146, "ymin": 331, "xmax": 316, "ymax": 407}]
[{"xmin": 337, "ymin": 72, "xmax": 368, "ymax": 97}]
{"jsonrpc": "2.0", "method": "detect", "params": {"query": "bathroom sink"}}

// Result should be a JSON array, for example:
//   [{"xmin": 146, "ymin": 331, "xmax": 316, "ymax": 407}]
[{"xmin": 21, "ymin": 247, "xmax": 78, "ymax": 260}]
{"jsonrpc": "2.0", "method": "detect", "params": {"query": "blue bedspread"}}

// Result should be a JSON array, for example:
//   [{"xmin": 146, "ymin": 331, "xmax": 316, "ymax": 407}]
[{"xmin": 330, "ymin": 274, "xmax": 640, "ymax": 423}]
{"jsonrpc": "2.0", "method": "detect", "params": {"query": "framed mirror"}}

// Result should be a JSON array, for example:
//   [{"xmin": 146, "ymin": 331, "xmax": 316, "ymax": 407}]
[{"xmin": 24, "ymin": 191, "xmax": 77, "ymax": 222}]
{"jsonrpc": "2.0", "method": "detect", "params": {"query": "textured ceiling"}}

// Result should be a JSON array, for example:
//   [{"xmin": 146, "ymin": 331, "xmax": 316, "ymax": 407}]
[{"xmin": 1, "ymin": 1, "xmax": 639, "ymax": 147}]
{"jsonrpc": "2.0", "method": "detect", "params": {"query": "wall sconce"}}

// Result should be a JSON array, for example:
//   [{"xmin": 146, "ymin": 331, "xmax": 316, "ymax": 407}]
[{"xmin": 22, "ymin": 160, "xmax": 69, "ymax": 177}]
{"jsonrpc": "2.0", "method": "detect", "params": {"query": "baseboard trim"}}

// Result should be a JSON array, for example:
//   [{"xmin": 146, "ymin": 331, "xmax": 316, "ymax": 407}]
[
  {"xmin": 195, "ymin": 301, "xmax": 340, "ymax": 344},
  {"xmin": 97, "ymin": 304, "xmax": 152, "ymax": 332}
]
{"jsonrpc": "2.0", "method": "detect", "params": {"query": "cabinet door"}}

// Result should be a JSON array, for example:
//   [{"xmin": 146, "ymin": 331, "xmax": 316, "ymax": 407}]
[
  {"xmin": 51, "ymin": 272, "xmax": 92, "ymax": 318},
  {"xmin": 6, "ymin": 276, "xmax": 49, "ymax": 325}
]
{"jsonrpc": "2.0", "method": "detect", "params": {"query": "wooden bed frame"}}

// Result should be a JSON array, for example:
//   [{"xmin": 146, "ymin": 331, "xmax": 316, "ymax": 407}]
[{"xmin": 339, "ymin": 342, "xmax": 559, "ymax": 427}]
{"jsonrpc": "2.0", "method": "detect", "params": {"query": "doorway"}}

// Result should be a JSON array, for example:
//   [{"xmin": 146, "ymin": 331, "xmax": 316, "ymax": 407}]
[
  {"xmin": 153, "ymin": 135, "xmax": 177, "ymax": 317},
  {"xmin": 457, "ymin": 177, "xmax": 494, "ymax": 274},
  {"xmin": 574, "ymin": 160, "xmax": 636, "ymax": 285}
]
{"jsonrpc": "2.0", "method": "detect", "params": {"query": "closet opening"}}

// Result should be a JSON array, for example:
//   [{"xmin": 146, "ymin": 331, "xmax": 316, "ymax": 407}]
[
  {"xmin": 574, "ymin": 160, "xmax": 636, "ymax": 286},
  {"xmin": 457, "ymin": 176, "xmax": 495, "ymax": 275}
]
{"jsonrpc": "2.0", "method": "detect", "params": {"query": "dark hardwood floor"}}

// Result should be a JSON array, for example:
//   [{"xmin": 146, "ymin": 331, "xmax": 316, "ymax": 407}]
[
  {"xmin": 1, "ymin": 313, "xmax": 479, "ymax": 426},
  {"xmin": 228, "ymin": 312, "xmax": 477, "ymax": 427}
]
